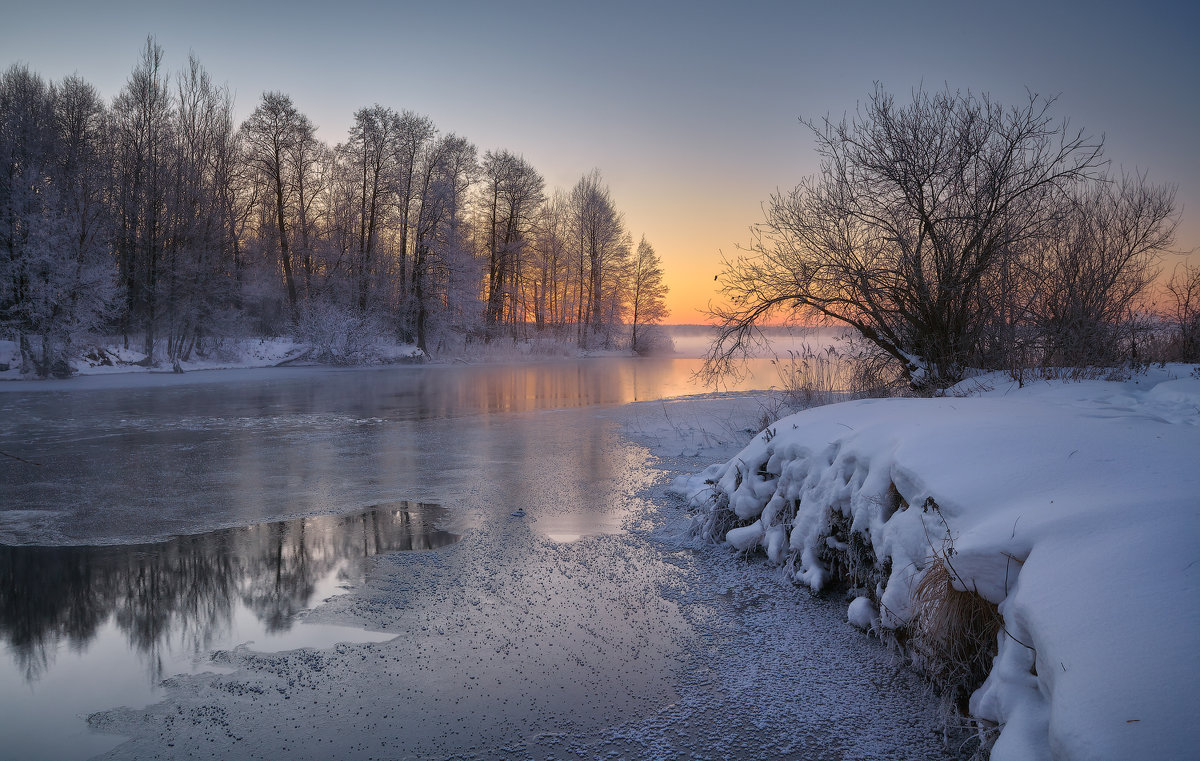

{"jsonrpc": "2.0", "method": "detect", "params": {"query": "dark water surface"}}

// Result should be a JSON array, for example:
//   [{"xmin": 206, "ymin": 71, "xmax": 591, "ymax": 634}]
[{"xmin": 2, "ymin": 504, "xmax": 457, "ymax": 680}]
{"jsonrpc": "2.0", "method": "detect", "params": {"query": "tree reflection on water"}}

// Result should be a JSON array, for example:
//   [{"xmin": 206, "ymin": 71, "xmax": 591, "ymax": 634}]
[{"xmin": 0, "ymin": 503, "xmax": 457, "ymax": 682}]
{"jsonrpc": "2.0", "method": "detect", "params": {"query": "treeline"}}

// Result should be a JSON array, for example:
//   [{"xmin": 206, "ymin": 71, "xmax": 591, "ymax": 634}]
[
  {"xmin": 709, "ymin": 86, "xmax": 1197, "ymax": 390},
  {"xmin": 0, "ymin": 40, "xmax": 669, "ymax": 376}
]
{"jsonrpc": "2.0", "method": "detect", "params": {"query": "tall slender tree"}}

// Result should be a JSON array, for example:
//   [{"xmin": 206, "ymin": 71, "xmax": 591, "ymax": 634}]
[
  {"xmin": 481, "ymin": 150, "xmax": 543, "ymax": 336},
  {"xmin": 112, "ymin": 37, "xmax": 173, "ymax": 360},
  {"xmin": 241, "ymin": 91, "xmax": 312, "ymax": 312},
  {"xmin": 629, "ymin": 236, "xmax": 669, "ymax": 353},
  {"xmin": 568, "ymin": 170, "xmax": 625, "ymax": 346}
]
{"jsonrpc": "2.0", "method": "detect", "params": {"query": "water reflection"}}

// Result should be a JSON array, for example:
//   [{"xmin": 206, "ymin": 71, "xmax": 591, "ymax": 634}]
[
  {"xmin": 0, "ymin": 503, "xmax": 457, "ymax": 684},
  {"xmin": 0, "ymin": 358, "xmax": 782, "ymax": 547}
]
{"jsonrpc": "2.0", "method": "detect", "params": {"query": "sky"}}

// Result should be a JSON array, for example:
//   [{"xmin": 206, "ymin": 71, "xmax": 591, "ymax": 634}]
[{"xmin": 3, "ymin": 0, "xmax": 1197, "ymax": 323}]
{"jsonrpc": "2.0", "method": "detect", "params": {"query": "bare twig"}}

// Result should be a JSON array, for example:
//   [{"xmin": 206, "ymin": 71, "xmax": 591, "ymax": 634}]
[{"xmin": 0, "ymin": 449, "xmax": 43, "ymax": 466}]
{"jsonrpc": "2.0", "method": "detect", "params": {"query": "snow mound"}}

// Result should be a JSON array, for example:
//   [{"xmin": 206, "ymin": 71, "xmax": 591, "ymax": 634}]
[
  {"xmin": 847, "ymin": 596, "xmax": 879, "ymax": 631},
  {"xmin": 672, "ymin": 366, "xmax": 1200, "ymax": 761}
]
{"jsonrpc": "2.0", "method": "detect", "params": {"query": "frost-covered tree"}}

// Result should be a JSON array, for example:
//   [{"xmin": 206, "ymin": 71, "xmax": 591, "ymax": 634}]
[
  {"xmin": 160, "ymin": 55, "xmax": 242, "ymax": 368},
  {"xmin": 338, "ymin": 105, "xmax": 398, "ymax": 313},
  {"xmin": 392, "ymin": 110, "xmax": 436, "ymax": 297},
  {"xmin": 410, "ymin": 133, "xmax": 476, "ymax": 352},
  {"xmin": 568, "ymin": 170, "xmax": 626, "ymax": 347},
  {"xmin": 0, "ymin": 64, "xmax": 56, "ymax": 370},
  {"xmin": 528, "ymin": 189, "xmax": 574, "ymax": 333},
  {"xmin": 241, "ymin": 91, "xmax": 313, "ymax": 312},
  {"xmin": 1, "ymin": 47, "xmax": 654, "ymax": 368},
  {"xmin": 289, "ymin": 109, "xmax": 327, "ymax": 301},
  {"xmin": 44, "ymin": 75, "xmax": 116, "ymax": 370},
  {"xmin": 481, "ymin": 150, "xmax": 543, "ymax": 336},
  {"xmin": 629, "ymin": 236, "xmax": 669, "ymax": 354},
  {"xmin": 112, "ymin": 37, "xmax": 174, "ymax": 360},
  {"xmin": 0, "ymin": 66, "xmax": 114, "ymax": 376}
]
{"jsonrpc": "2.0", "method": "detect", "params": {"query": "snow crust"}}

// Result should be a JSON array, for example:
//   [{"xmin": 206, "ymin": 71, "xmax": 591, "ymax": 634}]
[{"xmin": 671, "ymin": 367, "xmax": 1200, "ymax": 761}]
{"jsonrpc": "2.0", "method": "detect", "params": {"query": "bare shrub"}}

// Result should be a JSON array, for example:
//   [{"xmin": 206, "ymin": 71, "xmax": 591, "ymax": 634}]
[
  {"xmin": 1165, "ymin": 262, "xmax": 1200, "ymax": 362},
  {"xmin": 750, "ymin": 394, "xmax": 789, "ymax": 432},
  {"xmin": 1030, "ymin": 172, "xmax": 1177, "ymax": 367},
  {"xmin": 632, "ymin": 323, "xmax": 675, "ymax": 356}
]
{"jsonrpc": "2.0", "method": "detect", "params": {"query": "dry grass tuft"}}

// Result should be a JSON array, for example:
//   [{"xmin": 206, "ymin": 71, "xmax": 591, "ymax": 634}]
[{"xmin": 909, "ymin": 556, "xmax": 1002, "ymax": 715}]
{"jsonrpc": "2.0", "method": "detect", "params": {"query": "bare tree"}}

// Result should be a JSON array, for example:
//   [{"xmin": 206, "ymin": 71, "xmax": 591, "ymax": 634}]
[
  {"xmin": 1030, "ymin": 171, "xmax": 1177, "ymax": 365},
  {"xmin": 568, "ymin": 170, "xmax": 625, "ymax": 347},
  {"xmin": 339, "ymin": 105, "xmax": 398, "ymax": 312},
  {"xmin": 531, "ymin": 190, "xmax": 574, "ymax": 332},
  {"xmin": 289, "ymin": 113, "xmax": 326, "ymax": 299},
  {"xmin": 392, "ymin": 110, "xmax": 435, "ymax": 294},
  {"xmin": 160, "ymin": 55, "xmax": 242, "ymax": 369},
  {"xmin": 481, "ymin": 150, "xmax": 543, "ymax": 336},
  {"xmin": 410, "ymin": 133, "xmax": 475, "ymax": 351},
  {"xmin": 629, "ymin": 235, "xmax": 669, "ymax": 353},
  {"xmin": 1165, "ymin": 262, "xmax": 1200, "ymax": 361},
  {"xmin": 241, "ymin": 91, "xmax": 313, "ymax": 312},
  {"xmin": 112, "ymin": 37, "xmax": 173, "ymax": 360},
  {"xmin": 708, "ymin": 86, "xmax": 1105, "ymax": 389}
]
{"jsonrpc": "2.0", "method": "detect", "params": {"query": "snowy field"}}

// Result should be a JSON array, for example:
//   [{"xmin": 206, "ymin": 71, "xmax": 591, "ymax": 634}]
[{"xmin": 670, "ymin": 367, "xmax": 1200, "ymax": 761}]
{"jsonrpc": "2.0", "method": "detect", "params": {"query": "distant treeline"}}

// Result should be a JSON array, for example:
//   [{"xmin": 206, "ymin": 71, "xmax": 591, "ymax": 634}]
[{"xmin": 0, "ymin": 39, "xmax": 669, "ymax": 376}]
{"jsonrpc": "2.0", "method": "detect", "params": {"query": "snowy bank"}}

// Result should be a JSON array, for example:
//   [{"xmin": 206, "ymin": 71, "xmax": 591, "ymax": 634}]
[
  {"xmin": 0, "ymin": 337, "xmax": 424, "ymax": 381},
  {"xmin": 671, "ymin": 367, "xmax": 1200, "ymax": 761}
]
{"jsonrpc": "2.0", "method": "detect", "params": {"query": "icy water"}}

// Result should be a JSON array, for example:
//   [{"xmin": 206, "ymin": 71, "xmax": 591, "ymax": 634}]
[
  {"xmin": 0, "ymin": 356, "xmax": 957, "ymax": 760},
  {"xmin": 0, "ymin": 505, "xmax": 456, "ymax": 760},
  {"xmin": 0, "ymin": 357, "xmax": 775, "ymax": 546}
]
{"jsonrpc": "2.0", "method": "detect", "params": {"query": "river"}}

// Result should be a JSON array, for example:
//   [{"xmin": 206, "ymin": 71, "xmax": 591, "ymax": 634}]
[{"xmin": 0, "ymin": 353, "xmax": 959, "ymax": 760}]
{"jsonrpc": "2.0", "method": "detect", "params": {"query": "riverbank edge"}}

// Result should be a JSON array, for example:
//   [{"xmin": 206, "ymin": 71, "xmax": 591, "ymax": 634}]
[{"xmin": 667, "ymin": 369, "xmax": 1200, "ymax": 761}]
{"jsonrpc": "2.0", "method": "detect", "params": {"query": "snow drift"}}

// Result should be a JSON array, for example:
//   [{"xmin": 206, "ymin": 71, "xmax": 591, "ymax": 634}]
[{"xmin": 671, "ymin": 368, "xmax": 1200, "ymax": 761}]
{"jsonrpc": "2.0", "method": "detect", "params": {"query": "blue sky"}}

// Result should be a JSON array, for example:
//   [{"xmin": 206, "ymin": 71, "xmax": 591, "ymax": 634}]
[{"xmin": 4, "ymin": 0, "xmax": 1197, "ymax": 320}]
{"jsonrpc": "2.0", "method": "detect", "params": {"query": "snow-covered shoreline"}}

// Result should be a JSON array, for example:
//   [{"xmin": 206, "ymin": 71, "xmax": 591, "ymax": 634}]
[
  {"xmin": 0, "ymin": 337, "xmax": 425, "ymax": 383},
  {"xmin": 669, "ymin": 367, "xmax": 1200, "ymax": 761},
  {"xmin": 0, "ymin": 325, "xmax": 850, "ymax": 386}
]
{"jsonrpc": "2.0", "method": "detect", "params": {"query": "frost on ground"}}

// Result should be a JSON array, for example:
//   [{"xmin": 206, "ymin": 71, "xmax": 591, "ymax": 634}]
[
  {"xmin": 670, "ymin": 367, "xmax": 1200, "ymax": 761},
  {"xmin": 79, "ymin": 394, "xmax": 961, "ymax": 761}
]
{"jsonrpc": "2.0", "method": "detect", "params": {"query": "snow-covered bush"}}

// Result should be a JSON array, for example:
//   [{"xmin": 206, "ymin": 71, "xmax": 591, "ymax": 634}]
[
  {"xmin": 633, "ymin": 324, "xmax": 675, "ymax": 356},
  {"xmin": 293, "ymin": 301, "xmax": 390, "ymax": 365},
  {"xmin": 671, "ymin": 369, "xmax": 1200, "ymax": 761}
]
